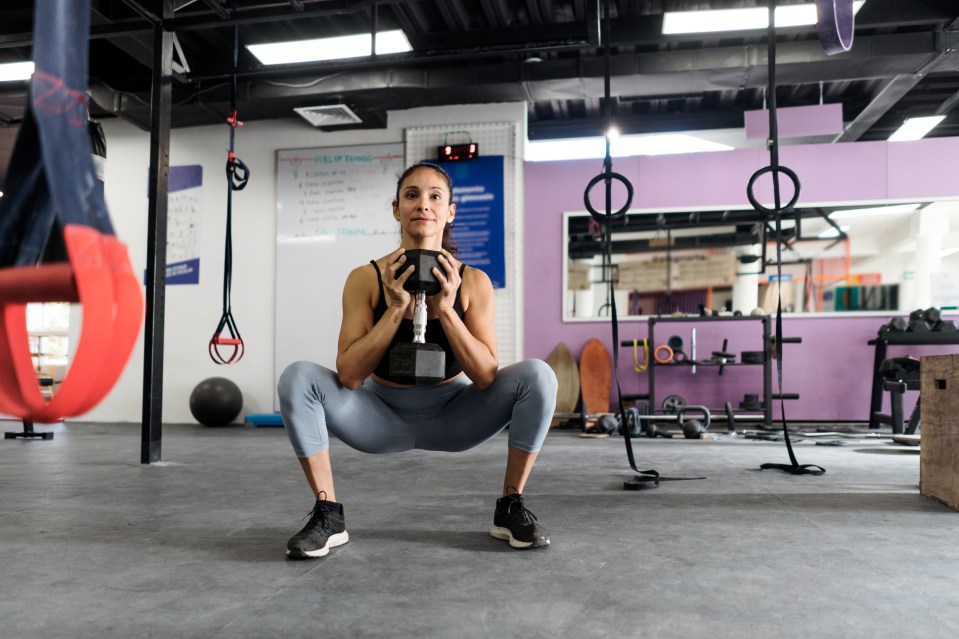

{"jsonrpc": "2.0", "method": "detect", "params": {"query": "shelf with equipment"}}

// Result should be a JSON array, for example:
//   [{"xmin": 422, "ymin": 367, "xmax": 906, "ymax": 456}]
[
  {"xmin": 644, "ymin": 315, "xmax": 774, "ymax": 427},
  {"xmin": 867, "ymin": 328, "xmax": 959, "ymax": 429}
]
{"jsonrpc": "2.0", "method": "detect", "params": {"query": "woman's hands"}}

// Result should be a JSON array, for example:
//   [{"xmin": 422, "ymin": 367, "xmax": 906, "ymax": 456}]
[
  {"xmin": 384, "ymin": 247, "xmax": 460, "ymax": 316},
  {"xmin": 427, "ymin": 250, "xmax": 462, "ymax": 315},
  {"xmin": 383, "ymin": 248, "xmax": 414, "ymax": 310}
]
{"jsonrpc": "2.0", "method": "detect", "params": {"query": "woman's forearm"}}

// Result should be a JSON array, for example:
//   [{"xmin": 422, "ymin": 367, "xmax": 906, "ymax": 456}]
[
  {"xmin": 336, "ymin": 304, "xmax": 407, "ymax": 388},
  {"xmin": 436, "ymin": 307, "xmax": 498, "ymax": 388}
]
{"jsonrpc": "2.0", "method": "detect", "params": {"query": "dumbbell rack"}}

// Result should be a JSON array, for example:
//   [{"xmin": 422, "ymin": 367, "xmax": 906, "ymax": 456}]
[
  {"xmin": 645, "ymin": 315, "xmax": 774, "ymax": 428},
  {"xmin": 867, "ymin": 330, "xmax": 959, "ymax": 429}
]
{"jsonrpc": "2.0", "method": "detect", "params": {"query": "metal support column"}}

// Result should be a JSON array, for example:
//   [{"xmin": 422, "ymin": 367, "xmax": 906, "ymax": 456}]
[{"xmin": 141, "ymin": 1, "xmax": 173, "ymax": 464}]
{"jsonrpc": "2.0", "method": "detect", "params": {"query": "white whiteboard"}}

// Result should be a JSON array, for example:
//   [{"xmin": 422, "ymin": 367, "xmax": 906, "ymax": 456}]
[{"xmin": 274, "ymin": 142, "xmax": 405, "ymax": 406}]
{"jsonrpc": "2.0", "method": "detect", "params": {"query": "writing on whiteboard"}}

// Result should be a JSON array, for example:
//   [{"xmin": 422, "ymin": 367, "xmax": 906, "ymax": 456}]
[{"xmin": 276, "ymin": 149, "xmax": 404, "ymax": 239}]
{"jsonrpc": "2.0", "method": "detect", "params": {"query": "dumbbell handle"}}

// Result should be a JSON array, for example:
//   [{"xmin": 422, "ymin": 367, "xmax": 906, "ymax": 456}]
[{"xmin": 412, "ymin": 292, "xmax": 427, "ymax": 344}]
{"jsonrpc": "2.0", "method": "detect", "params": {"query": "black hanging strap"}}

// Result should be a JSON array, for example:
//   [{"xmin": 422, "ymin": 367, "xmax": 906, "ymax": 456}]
[
  {"xmin": 583, "ymin": 0, "xmax": 705, "ymax": 491},
  {"xmin": 209, "ymin": 22, "xmax": 249, "ymax": 365},
  {"xmin": 747, "ymin": 0, "xmax": 824, "ymax": 476}
]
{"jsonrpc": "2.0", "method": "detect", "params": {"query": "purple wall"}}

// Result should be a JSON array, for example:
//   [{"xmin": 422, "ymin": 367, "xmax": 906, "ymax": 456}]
[{"xmin": 523, "ymin": 138, "xmax": 959, "ymax": 421}]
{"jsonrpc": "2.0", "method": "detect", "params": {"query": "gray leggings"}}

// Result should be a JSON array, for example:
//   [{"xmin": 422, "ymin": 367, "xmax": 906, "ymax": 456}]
[{"xmin": 277, "ymin": 359, "xmax": 558, "ymax": 459}]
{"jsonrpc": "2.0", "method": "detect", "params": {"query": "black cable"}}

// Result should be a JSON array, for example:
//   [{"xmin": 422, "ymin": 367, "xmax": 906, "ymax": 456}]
[
  {"xmin": 748, "ymin": 0, "xmax": 824, "ymax": 476},
  {"xmin": 583, "ymin": 0, "xmax": 704, "ymax": 490}
]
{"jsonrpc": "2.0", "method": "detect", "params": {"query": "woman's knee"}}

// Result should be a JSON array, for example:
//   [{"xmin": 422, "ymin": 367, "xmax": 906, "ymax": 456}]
[
  {"xmin": 277, "ymin": 361, "xmax": 338, "ymax": 403},
  {"xmin": 511, "ymin": 359, "xmax": 558, "ymax": 397}
]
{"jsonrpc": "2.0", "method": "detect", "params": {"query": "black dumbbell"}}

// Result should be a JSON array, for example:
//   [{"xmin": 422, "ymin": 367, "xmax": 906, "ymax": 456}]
[
  {"xmin": 934, "ymin": 319, "xmax": 958, "ymax": 332},
  {"xmin": 389, "ymin": 249, "xmax": 446, "ymax": 385},
  {"xmin": 882, "ymin": 317, "xmax": 908, "ymax": 333}
]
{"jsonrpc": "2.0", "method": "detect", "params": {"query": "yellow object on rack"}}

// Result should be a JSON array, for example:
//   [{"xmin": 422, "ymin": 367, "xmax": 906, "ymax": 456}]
[{"xmin": 632, "ymin": 339, "xmax": 648, "ymax": 372}]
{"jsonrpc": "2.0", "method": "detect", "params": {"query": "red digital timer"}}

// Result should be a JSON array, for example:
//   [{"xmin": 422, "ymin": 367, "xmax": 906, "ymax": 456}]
[{"xmin": 437, "ymin": 143, "xmax": 478, "ymax": 161}]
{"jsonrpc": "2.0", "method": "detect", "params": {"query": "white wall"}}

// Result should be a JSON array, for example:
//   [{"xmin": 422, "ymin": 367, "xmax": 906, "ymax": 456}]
[{"xmin": 81, "ymin": 102, "xmax": 526, "ymax": 423}]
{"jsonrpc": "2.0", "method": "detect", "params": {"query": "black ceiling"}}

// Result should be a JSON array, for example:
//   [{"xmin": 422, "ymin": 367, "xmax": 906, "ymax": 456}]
[{"xmin": 1, "ymin": 0, "xmax": 959, "ymax": 146}]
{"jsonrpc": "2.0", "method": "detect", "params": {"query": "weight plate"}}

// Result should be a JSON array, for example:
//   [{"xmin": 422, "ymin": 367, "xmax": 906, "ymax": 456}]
[{"xmin": 662, "ymin": 394, "xmax": 686, "ymax": 414}]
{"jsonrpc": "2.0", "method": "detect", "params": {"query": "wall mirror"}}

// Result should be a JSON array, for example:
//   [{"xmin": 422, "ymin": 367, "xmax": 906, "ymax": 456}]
[{"xmin": 563, "ymin": 200, "xmax": 959, "ymax": 321}]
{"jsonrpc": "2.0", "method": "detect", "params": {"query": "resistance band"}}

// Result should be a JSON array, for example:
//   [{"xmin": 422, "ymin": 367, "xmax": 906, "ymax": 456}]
[
  {"xmin": 209, "ymin": 23, "xmax": 249, "ymax": 365},
  {"xmin": 0, "ymin": 0, "xmax": 143, "ymax": 422},
  {"xmin": 748, "ymin": 0, "xmax": 825, "ymax": 476},
  {"xmin": 584, "ymin": 0, "xmax": 703, "ymax": 490},
  {"xmin": 632, "ymin": 339, "xmax": 648, "ymax": 373}
]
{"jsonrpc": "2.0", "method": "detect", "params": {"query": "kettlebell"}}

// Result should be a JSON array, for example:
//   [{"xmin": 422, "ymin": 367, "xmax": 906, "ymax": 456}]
[
  {"xmin": 596, "ymin": 414, "xmax": 620, "ymax": 435},
  {"xmin": 677, "ymin": 405, "xmax": 711, "ymax": 439}
]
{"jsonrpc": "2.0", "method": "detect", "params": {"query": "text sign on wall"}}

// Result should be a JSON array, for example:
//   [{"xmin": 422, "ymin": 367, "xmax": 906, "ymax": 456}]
[
  {"xmin": 276, "ymin": 147, "xmax": 403, "ymax": 239},
  {"xmin": 151, "ymin": 164, "xmax": 202, "ymax": 285},
  {"xmin": 438, "ymin": 156, "xmax": 506, "ymax": 288}
]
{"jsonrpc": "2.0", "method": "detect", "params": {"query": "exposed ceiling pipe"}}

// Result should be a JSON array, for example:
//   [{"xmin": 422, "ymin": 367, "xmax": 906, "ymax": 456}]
[
  {"xmin": 197, "ymin": 0, "xmax": 231, "ymax": 21},
  {"xmin": 186, "ymin": 39, "xmax": 592, "ymax": 82}
]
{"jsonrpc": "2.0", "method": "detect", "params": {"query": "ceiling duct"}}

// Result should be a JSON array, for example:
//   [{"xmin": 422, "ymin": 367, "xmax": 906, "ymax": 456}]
[{"xmin": 293, "ymin": 104, "xmax": 362, "ymax": 127}]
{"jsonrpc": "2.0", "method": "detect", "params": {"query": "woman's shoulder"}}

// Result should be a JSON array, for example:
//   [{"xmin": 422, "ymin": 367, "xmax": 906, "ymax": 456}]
[
  {"xmin": 459, "ymin": 261, "xmax": 493, "ymax": 311},
  {"xmin": 344, "ymin": 261, "xmax": 379, "ymax": 291},
  {"xmin": 461, "ymin": 263, "xmax": 492, "ymax": 289},
  {"xmin": 369, "ymin": 250, "xmax": 401, "ymax": 274}
]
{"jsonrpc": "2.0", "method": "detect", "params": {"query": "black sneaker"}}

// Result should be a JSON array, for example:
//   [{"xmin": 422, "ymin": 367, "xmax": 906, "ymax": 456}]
[
  {"xmin": 489, "ymin": 493, "xmax": 550, "ymax": 549},
  {"xmin": 286, "ymin": 498, "xmax": 349, "ymax": 559}
]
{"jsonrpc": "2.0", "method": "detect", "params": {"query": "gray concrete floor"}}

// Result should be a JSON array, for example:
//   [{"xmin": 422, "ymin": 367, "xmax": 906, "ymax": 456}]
[{"xmin": 1, "ymin": 420, "xmax": 956, "ymax": 639}]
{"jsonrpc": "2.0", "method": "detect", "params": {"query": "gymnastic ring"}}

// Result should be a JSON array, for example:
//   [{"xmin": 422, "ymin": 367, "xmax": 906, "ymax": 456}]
[
  {"xmin": 654, "ymin": 344, "xmax": 674, "ymax": 364},
  {"xmin": 584, "ymin": 171, "xmax": 633, "ymax": 222},
  {"xmin": 667, "ymin": 335, "xmax": 684, "ymax": 352},
  {"xmin": 746, "ymin": 165, "xmax": 801, "ymax": 215},
  {"xmin": 815, "ymin": 0, "xmax": 855, "ymax": 55},
  {"xmin": 673, "ymin": 350, "xmax": 688, "ymax": 364}
]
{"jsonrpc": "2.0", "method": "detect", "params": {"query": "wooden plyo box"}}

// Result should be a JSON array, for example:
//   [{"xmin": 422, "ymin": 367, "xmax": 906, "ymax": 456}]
[{"xmin": 920, "ymin": 354, "xmax": 959, "ymax": 511}]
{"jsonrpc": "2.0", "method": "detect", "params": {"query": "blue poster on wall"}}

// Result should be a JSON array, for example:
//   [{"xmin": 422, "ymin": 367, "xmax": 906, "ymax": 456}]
[
  {"xmin": 438, "ymin": 156, "xmax": 506, "ymax": 288},
  {"xmin": 145, "ymin": 165, "xmax": 203, "ymax": 285},
  {"xmin": 165, "ymin": 165, "xmax": 203, "ymax": 285}
]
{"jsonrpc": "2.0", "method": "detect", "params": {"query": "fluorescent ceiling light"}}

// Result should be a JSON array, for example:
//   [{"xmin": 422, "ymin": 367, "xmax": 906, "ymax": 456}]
[
  {"xmin": 817, "ymin": 225, "xmax": 850, "ymax": 239},
  {"xmin": 830, "ymin": 203, "xmax": 921, "ymax": 219},
  {"xmin": 888, "ymin": 115, "xmax": 947, "ymax": 142},
  {"xmin": 527, "ymin": 133, "xmax": 732, "ymax": 162},
  {"xmin": 662, "ymin": 1, "xmax": 865, "ymax": 35},
  {"xmin": 247, "ymin": 29, "xmax": 411, "ymax": 65},
  {"xmin": 941, "ymin": 248, "xmax": 959, "ymax": 258},
  {"xmin": 0, "ymin": 61, "xmax": 34, "ymax": 82}
]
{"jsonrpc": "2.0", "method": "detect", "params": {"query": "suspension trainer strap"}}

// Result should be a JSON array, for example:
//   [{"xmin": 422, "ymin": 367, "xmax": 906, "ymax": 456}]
[
  {"xmin": 209, "ymin": 22, "xmax": 249, "ymax": 365},
  {"xmin": 749, "ymin": 0, "xmax": 824, "ymax": 476},
  {"xmin": 0, "ymin": 0, "xmax": 143, "ymax": 421}
]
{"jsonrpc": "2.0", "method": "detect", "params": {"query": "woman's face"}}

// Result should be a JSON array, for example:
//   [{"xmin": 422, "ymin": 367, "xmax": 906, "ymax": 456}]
[{"xmin": 393, "ymin": 167, "xmax": 455, "ymax": 245}]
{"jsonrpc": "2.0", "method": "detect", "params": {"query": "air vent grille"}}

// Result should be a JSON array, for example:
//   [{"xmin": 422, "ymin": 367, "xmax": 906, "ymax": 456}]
[{"xmin": 294, "ymin": 104, "xmax": 362, "ymax": 127}]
